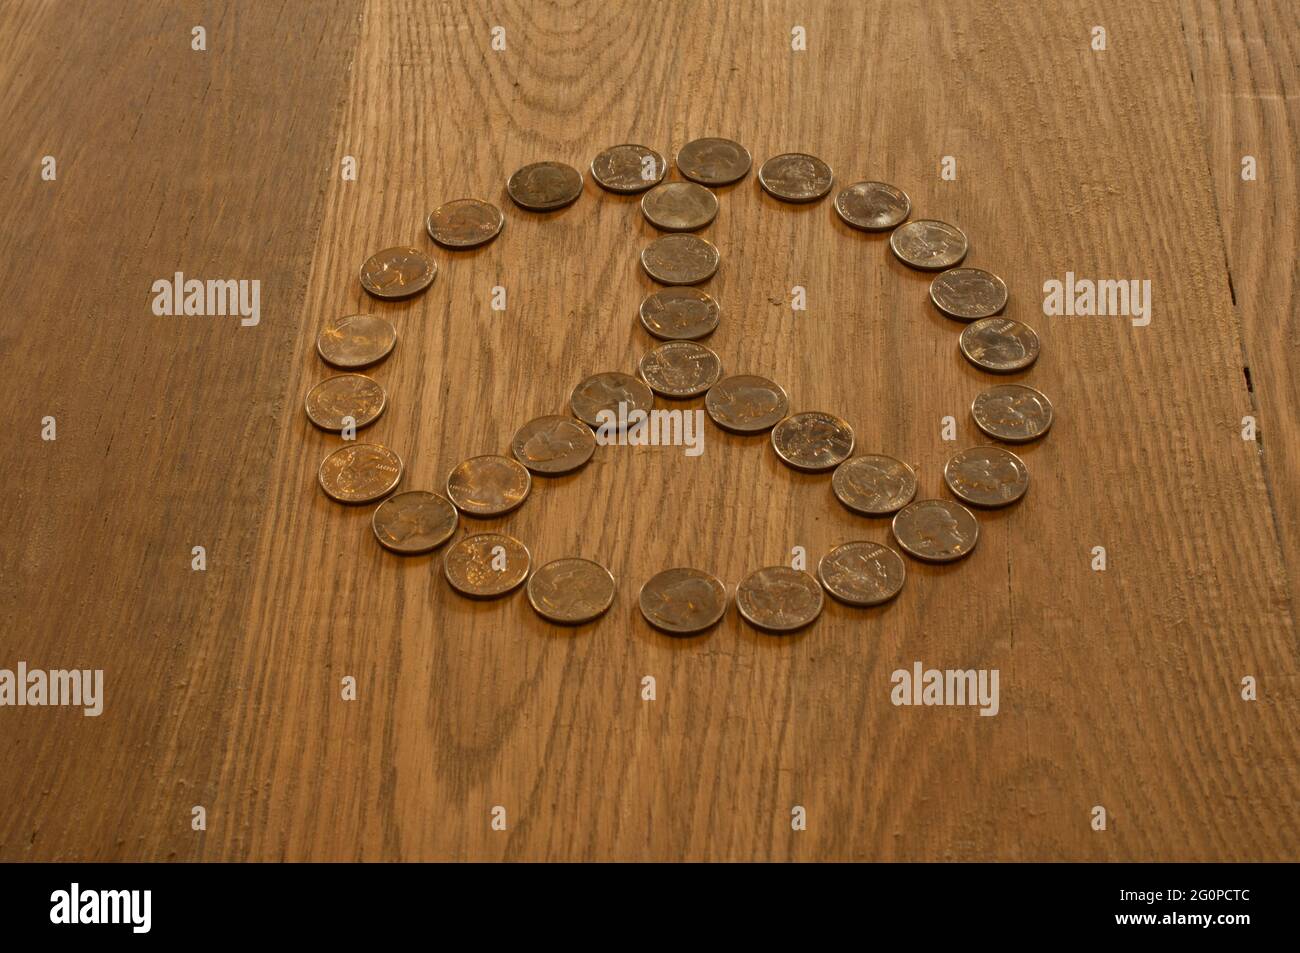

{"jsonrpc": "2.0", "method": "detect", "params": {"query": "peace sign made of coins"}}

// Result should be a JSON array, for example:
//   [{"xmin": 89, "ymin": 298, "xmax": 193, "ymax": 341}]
[{"xmin": 308, "ymin": 138, "xmax": 1054, "ymax": 633}]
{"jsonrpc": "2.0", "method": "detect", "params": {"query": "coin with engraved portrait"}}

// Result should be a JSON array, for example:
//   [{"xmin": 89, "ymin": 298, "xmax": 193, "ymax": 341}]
[
  {"xmin": 675, "ymin": 137, "xmax": 752, "ymax": 186},
  {"xmin": 891, "ymin": 499, "xmax": 979, "ymax": 563},
  {"xmin": 570, "ymin": 371, "xmax": 655, "ymax": 429},
  {"xmin": 638, "ymin": 341, "xmax": 722, "ymax": 398},
  {"xmin": 943, "ymin": 446, "xmax": 1029, "ymax": 508},
  {"xmin": 359, "ymin": 246, "xmax": 437, "ymax": 299},
  {"xmin": 590, "ymin": 144, "xmax": 666, "ymax": 193},
  {"xmin": 832, "ymin": 454, "xmax": 918, "ymax": 516},
  {"xmin": 304, "ymin": 374, "xmax": 386, "ymax": 432},
  {"xmin": 316, "ymin": 314, "xmax": 396, "ymax": 369},
  {"xmin": 929, "ymin": 267, "xmax": 1008, "ymax": 320},
  {"xmin": 527, "ymin": 557, "xmax": 616, "ymax": 624},
  {"xmin": 817, "ymin": 541, "xmax": 907, "ymax": 606},
  {"xmin": 758, "ymin": 153, "xmax": 833, "ymax": 203},
  {"xmin": 638, "ymin": 288, "xmax": 720, "ymax": 340},
  {"xmin": 736, "ymin": 566, "xmax": 824, "ymax": 632},
  {"xmin": 425, "ymin": 198, "xmax": 504, "ymax": 249},
  {"xmin": 834, "ymin": 181, "xmax": 911, "ymax": 231},
  {"xmin": 889, "ymin": 220, "xmax": 968, "ymax": 271},
  {"xmin": 371, "ymin": 490, "xmax": 458, "ymax": 554},
  {"xmin": 959, "ymin": 318, "xmax": 1040, "ymax": 373},
  {"xmin": 641, "ymin": 181, "xmax": 719, "ymax": 231},
  {"xmin": 511, "ymin": 415, "xmax": 596, "ymax": 475},
  {"xmin": 771, "ymin": 412, "xmax": 855, "ymax": 472},
  {"xmin": 640, "ymin": 234, "xmax": 720, "ymax": 285},
  {"xmin": 443, "ymin": 533, "xmax": 531, "ymax": 598},
  {"xmin": 318, "ymin": 443, "xmax": 403, "ymax": 504},
  {"xmin": 507, "ymin": 160, "xmax": 584, "ymax": 211},
  {"xmin": 705, "ymin": 375, "xmax": 789, "ymax": 433},
  {"xmin": 446, "ymin": 454, "xmax": 532, "ymax": 517},
  {"xmin": 638, "ymin": 567, "xmax": 728, "ymax": 635},
  {"xmin": 971, "ymin": 384, "xmax": 1054, "ymax": 443}
]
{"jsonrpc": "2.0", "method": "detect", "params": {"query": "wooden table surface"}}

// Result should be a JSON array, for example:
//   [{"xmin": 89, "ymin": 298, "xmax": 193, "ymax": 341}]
[{"xmin": 1, "ymin": 0, "xmax": 1296, "ymax": 862}]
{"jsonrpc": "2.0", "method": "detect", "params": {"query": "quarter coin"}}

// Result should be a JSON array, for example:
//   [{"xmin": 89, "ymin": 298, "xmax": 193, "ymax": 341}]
[
  {"xmin": 527, "ymin": 558, "xmax": 617, "ymax": 624},
  {"xmin": 959, "ymin": 318, "xmax": 1040, "ymax": 373},
  {"xmin": 971, "ymin": 383, "xmax": 1054, "ymax": 443},
  {"xmin": 304, "ymin": 374, "xmax": 386, "ymax": 432},
  {"xmin": 316, "ymin": 314, "xmax": 396, "ymax": 369},
  {"xmin": 831, "ymin": 454, "xmax": 918, "ymax": 516},
  {"xmin": 817, "ymin": 541, "xmax": 907, "ymax": 606},
  {"xmin": 425, "ymin": 198, "xmax": 504, "ymax": 249},
  {"xmin": 771, "ymin": 411, "xmax": 855, "ymax": 472},
  {"xmin": 758, "ymin": 153, "xmax": 834, "ymax": 203},
  {"xmin": 443, "ymin": 533, "xmax": 531, "ymax": 598},
  {"xmin": 570, "ymin": 371, "xmax": 655, "ymax": 429},
  {"xmin": 359, "ymin": 246, "xmax": 437, "ymax": 299},
  {"xmin": 735, "ymin": 566, "xmax": 824, "ymax": 632},
  {"xmin": 704, "ymin": 375, "xmax": 789, "ymax": 433},
  {"xmin": 929, "ymin": 267, "xmax": 1008, "ymax": 320},
  {"xmin": 318, "ymin": 443, "xmax": 403, "ymax": 504},
  {"xmin": 943, "ymin": 446, "xmax": 1030, "ymax": 508},
  {"xmin": 833, "ymin": 181, "xmax": 911, "ymax": 231},
  {"xmin": 446, "ymin": 454, "xmax": 532, "ymax": 517},
  {"xmin": 371, "ymin": 490, "xmax": 458, "ymax": 554},
  {"xmin": 891, "ymin": 499, "xmax": 979, "ymax": 563},
  {"xmin": 590, "ymin": 143, "xmax": 666, "ymax": 193},
  {"xmin": 638, "ymin": 341, "xmax": 722, "ymax": 398},
  {"xmin": 511, "ymin": 415, "xmax": 596, "ymax": 475},
  {"xmin": 640, "ymin": 181, "xmax": 719, "ymax": 231},
  {"xmin": 638, "ymin": 567, "xmax": 728, "ymax": 635},
  {"xmin": 675, "ymin": 137, "xmax": 752, "ymax": 186},
  {"xmin": 506, "ymin": 160, "xmax": 583, "ymax": 211},
  {"xmin": 888, "ymin": 220, "xmax": 969, "ymax": 271},
  {"xmin": 640, "ymin": 234, "xmax": 720, "ymax": 285},
  {"xmin": 638, "ymin": 288, "xmax": 720, "ymax": 340}
]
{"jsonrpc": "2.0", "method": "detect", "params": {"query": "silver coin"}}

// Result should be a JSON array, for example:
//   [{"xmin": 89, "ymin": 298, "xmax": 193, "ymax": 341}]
[
  {"xmin": 834, "ymin": 181, "xmax": 911, "ymax": 231},
  {"xmin": 590, "ymin": 144, "xmax": 666, "ymax": 193},
  {"xmin": 640, "ymin": 234, "xmax": 720, "ymax": 285},
  {"xmin": 641, "ymin": 181, "xmax": 719, "ymax": 231},
  {"xmin": 817, "ymin": 541, "xmax": 907, "ymax": 606},
  {"xmin": 889, "ymin": 219, "xmax": 969, "ymax": 270},
  {"xmin": 929, "ymin": 267, "xmax": 1008, "ymax": 320},
  {"xmin": 758, "ymin": 153, "xmax": 834, "ymax": 203},
  {"xmin": 891, "ymin": 499, "xmax": 980, "ymax": 563},
  {"xmin": 570, "ymin": 371, "xmax": 655, "ymax": 429},
  {"xmin": 971, "ymin": 384, "xmax": 1054, "ymax": 443},
  {"xmin": 959, "ymin": 318, "xmax": 1040, "ymax": 373},
  {"xmin": 638, "ymin": 288, "xmax": 721, "ymax": 341},
  {"xmin": 943, "ymin": 445, "xmax": 1030, "ymax": 508},
  {"xmin": 638, "ymin": 341, "xmax": 722, "ymax": 398}
]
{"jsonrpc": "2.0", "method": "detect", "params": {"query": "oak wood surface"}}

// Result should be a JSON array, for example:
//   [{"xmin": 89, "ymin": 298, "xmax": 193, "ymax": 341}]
[{"xmin": 0, "ymin": 0, "xmax": 1295, "ymax": 861}]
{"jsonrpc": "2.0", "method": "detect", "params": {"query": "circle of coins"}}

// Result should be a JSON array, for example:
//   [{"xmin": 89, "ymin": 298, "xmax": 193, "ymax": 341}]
[
  {"xmin": 639, "ymin": 341, "xmax": 722, "ymax": 398},
  {"xmin": 735, "ymin": 567, "xmax": 824, "ymax": 632},
  {"xmin": 570, "ymin": 371, "xmax": 655, "ymax": 428},
  {"xmin": 944, "ymin": 446, "xmax": 1030, "ymax": 509},
  {"xmin": 443, "ymin": 533, "xmax": 530, "ymax": 598},
  {"xmin": 639, "ymin": 288, "xmax": 720, "ymax": 341},
  {"xmin": 359, "ymin": 246, "xmax": 436, "ymax": 299},
  {"xmin": 832, "ymin": 454, "xmax": 918, "ymax": 516},
  {"xmin": 818, "ymin": 541, "xmax": 907, "ymax": 607},
  {"xmin": 758, "ymin": 153, "xmax": 834, "ymax": 203},
  {"xmin": 446, "ymin": 455, "xmax": 532, "ymax": 517},
  {"xmin": 590, "ymin": 144, "xmax": 666, "ymax": 193},
  {"xmin": 426, "ymin": 198, "xmax": 504, "ymax": 249},
  {"xmin": 305, "ymin": 374, "xmax": 386, "ymax": 432},
  {"xmin": 705, "ymin": 375, "xmax": 789, "ymax": 433},
  {"xmin": 507, "ymin": 161, "xmax": 584, "ymax": 211},
  {"xmin": 834, "ymin": 181, "xmax": 911, "ymax": 231},
  {"xmin": 638, "ymin": 567, "xmax": 729, "ymax": 635},
  {"xmin": 971, "ymin": 383, "xmax": 1054, "ymax": 443},
  {"xmin": 771, "ymin": 411, "xmax": 855, "ymax": 472},
  {"xmin": 959, "ymin": 317, "xmax": 1040, "ymax": 373},
  {"xmin": 371, "ymin": 490, "xmax": 459, "ymax": 554},
  {"xmin": 641, "ymin": 234, "xmax": 720, "ymax": 285},
  {"xmin": 527, "ymin": 558, "xmax": 617, "ymax": 624},
  {"xmin": 641, "ymin": 181, "xmax": 719, "ymax": 231},
  {"xmin": 889, "ymin": 220, "xmax": 969, "ymax": 271},
  {"xmin": 675, "ymin": 137, "xmax": 752, "ymax": 186},
  {"xmin": 318, "ymin": 443, "xmax": 403, "ymax": 504},
  {"xmin": 929, "ymin": 267, "xmax": 1008, "ymax": 320},
  {"xmin": 317, "ymin": 314, "xmax": 396, "ymax": 369},
  {"xmin": 511, "ymin": 415, "xmax": 596, "ymax": 475},
  {"xmin": 891, "ymin": 499, "xmax": 980, "ymax": 563}
]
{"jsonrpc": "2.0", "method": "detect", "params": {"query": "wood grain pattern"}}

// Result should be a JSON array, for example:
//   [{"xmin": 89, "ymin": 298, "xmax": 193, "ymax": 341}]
[{"xmin": 1, "ymin": 0, "xmax": 1295, "ymax": 862}]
